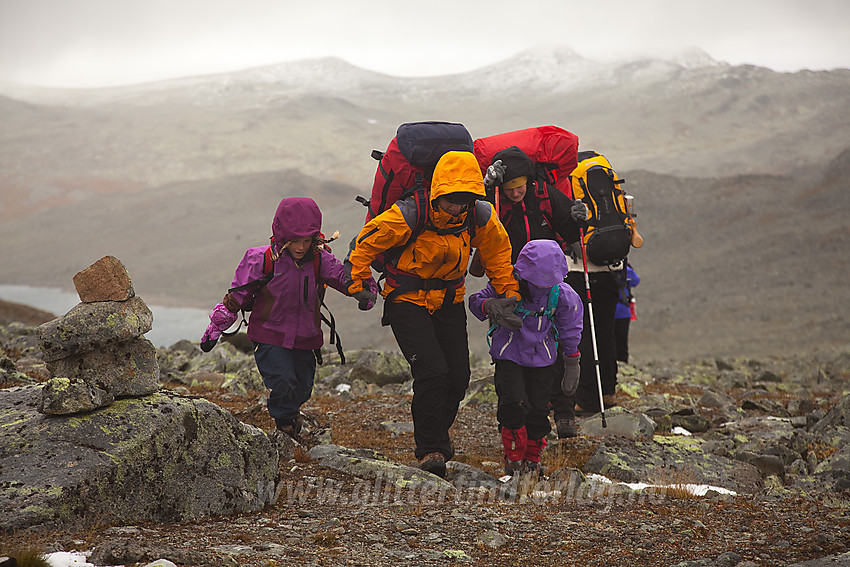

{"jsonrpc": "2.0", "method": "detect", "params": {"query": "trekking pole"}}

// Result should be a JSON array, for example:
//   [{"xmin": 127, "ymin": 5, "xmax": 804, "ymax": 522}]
[{"xmin": 578, "ymin": 227, "xmax": 607, "ymax": 428}]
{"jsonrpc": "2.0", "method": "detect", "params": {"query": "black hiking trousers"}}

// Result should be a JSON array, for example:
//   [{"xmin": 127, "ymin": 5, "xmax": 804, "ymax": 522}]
[
  {"xmin": 494, "ymin": 359, "xmax": 554, "ymax": 441},
  {"xmin": 384, "ymin": 299, "xmax": 470, "ymax": 461},
  {"xmin": 614, "ymin": 316, "xmax": 631, "ymax": 363}
]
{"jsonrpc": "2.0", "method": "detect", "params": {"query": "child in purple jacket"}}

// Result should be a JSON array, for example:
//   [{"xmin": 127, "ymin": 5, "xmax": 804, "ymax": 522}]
[
  {"xmin": 200, "ymin": 197, "xmax": 376, "ymax": 438},
  {"xmin": 469, "ymin": 239, "xmax": 583, "ymax": 475}
]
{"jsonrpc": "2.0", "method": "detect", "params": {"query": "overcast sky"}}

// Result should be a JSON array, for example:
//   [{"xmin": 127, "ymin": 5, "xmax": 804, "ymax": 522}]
[{"xmin": 1, "ymin": 0, "xmax": 848, "ymax": 88}]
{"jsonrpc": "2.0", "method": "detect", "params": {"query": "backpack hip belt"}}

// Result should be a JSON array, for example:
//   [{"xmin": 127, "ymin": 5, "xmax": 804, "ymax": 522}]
[{"xmin": 384, "ymin": 263, "xmax": 465, "ymax": 308}]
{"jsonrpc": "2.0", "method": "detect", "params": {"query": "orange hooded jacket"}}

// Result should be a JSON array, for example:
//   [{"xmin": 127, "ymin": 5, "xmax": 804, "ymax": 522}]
[{"xmin": 347, "ymin": 151, "xmax": 519, "ymax": 312}]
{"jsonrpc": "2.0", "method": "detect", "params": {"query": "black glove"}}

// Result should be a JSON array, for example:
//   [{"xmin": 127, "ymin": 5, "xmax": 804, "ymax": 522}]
[
  {"xmin": 561, "ymin": 353, "xmax": 581, "ymax": 396},
  {"xmin": 482, "ymin": 297, "xmax": 523, "ymax": 330},
  {"xmin": 568, "ymin": 241, "xmax": 583, "ymax": 263},
  {"xmin": 570, "ymin": 199, "xmax": 588, "ymax": 223},
  {"xmin": 200, "ymin": 338, "xmax": 218, "ymax": 353},
  {"xmin": 483, "ymin": 159, "xmax": 506, "ymax": 188},
  {"xmin": 352, "ymin": 289, "xmax": 377, "ymax": 311}
]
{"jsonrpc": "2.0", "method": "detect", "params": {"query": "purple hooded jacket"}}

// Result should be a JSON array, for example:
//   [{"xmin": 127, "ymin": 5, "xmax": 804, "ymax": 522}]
[
  {"xmin": 469, "ymin": 239, "xmax": 583, "ymax": 367},
  {"xmin": 228, "ymin": 197, "xmax": 354, "ymax": 350}
]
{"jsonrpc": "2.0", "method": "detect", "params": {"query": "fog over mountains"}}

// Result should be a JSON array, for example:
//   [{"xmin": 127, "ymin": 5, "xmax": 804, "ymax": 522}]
[{"xmin": 1, "ymin": 47, "xmax": 848, "ymax": 361}]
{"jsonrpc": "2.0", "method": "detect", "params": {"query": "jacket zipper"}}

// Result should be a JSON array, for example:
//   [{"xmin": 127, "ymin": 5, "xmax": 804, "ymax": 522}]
[
  {"xmin": 521, "ymin": 201, "xmax": 531, "ymax": 242},
  {"xmin": 498, "ymin": 332, "xmax": 514, "ymax": 357}
]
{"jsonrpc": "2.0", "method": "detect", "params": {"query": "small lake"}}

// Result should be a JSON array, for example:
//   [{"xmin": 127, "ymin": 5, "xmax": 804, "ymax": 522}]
[{"xmin": 0, "ymin": 285, "xmax": 211, "ymax": 348}]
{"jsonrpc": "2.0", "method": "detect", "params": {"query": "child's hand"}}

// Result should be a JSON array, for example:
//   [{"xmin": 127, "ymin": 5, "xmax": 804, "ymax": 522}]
[{"xmin": 199, "ymin": 303, "xmax": 239, "ymax": 351}]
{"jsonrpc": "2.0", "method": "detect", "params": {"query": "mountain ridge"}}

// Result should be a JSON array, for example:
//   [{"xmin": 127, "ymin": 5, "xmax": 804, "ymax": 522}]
[{"xmin": 0, "ymin": 47, "xmax": 728, "ymax": 105}]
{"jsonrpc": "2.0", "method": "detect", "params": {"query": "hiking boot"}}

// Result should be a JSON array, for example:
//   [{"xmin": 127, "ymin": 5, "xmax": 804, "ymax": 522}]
[
  {"xmin": 523, "ymin": 460, "xmax": 545, "ymax": 479},
  {"xmin": 276, "ymin": 424, "xmax": 300, "ymax": 442},
  {"xmin": 523, "ymin": 437, "xmax": 547, "ymax": 478},
  {"xmin": 275, "ymin": 417, "xmax": 302, "ymax": 441},
  {"xmin": 574, "ymin": 403, "xmax": 598, "ymax": 417},
  {"xmin": 419, "ymin": 452, "xmax": 447, "ymax": 478},
  {"xmin": 504, "ymin": 457, "xmax": 524, "ymax": 476},
  {"xmin": 555, "ymin": 418, "xmax": 578, "ymax": 439}
]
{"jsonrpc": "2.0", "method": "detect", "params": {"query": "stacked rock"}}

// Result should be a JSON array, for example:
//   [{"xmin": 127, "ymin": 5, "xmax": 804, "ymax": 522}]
[{"xmin": 36, "ymin": 256, "xmax": 160, "ymax": 414}]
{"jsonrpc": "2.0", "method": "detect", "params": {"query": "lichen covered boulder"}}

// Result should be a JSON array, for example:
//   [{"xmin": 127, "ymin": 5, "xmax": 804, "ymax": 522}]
[
  {"xmin": 36, "ymin": 296, "xmax": 153, "ymax": 362},
  {"xmin": 45, "ymin": 337, "xmax": 160, "ymax": 399},
  {"xmin": 0, "ymin": 385, "xmax": 279, "ymax": 531}
]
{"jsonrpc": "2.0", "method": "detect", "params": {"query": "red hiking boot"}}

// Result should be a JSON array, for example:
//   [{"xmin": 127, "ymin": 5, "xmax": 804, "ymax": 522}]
[
  {"xmin": 524, "ymin": 437, "xmax": 547, "ymax": 477},
  {"xmin": 501, "ymin": 426, "xmax": 528, "ymax": 476}
]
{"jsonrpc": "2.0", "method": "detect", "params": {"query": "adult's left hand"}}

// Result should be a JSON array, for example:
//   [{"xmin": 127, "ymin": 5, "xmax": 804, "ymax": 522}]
[{"xmin": 570, "ymin": 199, "xmax": 588, "ymax": 222}]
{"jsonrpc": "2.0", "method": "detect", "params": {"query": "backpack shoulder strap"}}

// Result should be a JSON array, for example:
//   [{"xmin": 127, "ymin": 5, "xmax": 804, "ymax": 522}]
[
  {"xmin": 546, "ymin": 284, "xmax": 561, "ymax": 342},
  {"xmin": 263, "ymin": 245, "xmax": 275, "ymax": 275},
  {"xmin": 544, "ymin": 284, "xmax": 560, "ymax": 319},
  {"xmin": 228, "ymin": 245, "xmax": 275, "ymax": 294},
  {"xmin": 408, "ymin": 173, "xmax": 429, "ymax": 244},
  {"xmin": 311, "ymin": 249, "xmax": 346, "ymax": 365},
  {"xmin": 533, "ymin": 179, "xmax": 554, "ymax": 221},
  {"xmin": 312, "ymin": 251, "xmax": 321, "ymax": 279}
]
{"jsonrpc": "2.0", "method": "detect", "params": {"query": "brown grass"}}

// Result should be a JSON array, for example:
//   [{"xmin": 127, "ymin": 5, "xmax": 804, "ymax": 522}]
[
  {"xmin": 644, "ymin": 466, "xmax": 705, "ymax": 500},
  {"xmin": 2, "ymin": 547, "xmax": 51, "ymax": 567},
  {"xmin": 545, "ymin": 438, "xmax": 598, "ymax": 471}
]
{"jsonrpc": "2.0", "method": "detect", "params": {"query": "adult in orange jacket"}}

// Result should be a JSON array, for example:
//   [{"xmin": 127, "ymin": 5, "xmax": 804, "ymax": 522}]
[{"xmin": 347, "ymin": 150, "xmax": 519, "ymax": 477}]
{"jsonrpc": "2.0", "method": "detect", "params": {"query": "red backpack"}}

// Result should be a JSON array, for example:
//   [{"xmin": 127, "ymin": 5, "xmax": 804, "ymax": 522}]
[{"xmin": 472, "ymin": 125, "xmax": 579, "ymax": 198}]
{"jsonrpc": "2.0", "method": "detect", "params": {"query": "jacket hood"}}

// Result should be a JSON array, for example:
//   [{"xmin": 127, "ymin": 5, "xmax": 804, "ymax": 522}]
[
  {"xmin": 429, "ymin": 151, "xmax": 486, "ymax": 229},
  {"xmin": 515, "ymin": 239, "xmax": 569, "ymax": 287},
  {"xmin": 272, "ymin": 197, "xmax": 322, "ymax": 243},
  {"xmin": 430, "ymin": 151, "xmax": 486, "ymax": 202}
]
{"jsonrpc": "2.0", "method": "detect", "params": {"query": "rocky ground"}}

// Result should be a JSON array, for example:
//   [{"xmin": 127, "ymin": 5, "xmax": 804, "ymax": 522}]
[{"xmin": 2, "ymin": 299, "xmax": 850, "ymax": 567}]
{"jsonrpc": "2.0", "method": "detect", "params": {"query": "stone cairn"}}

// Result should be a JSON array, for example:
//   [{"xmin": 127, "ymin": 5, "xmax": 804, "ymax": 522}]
[{"xmin": 36, "ymin": 256, "xmax": 160, "ymax": 414}]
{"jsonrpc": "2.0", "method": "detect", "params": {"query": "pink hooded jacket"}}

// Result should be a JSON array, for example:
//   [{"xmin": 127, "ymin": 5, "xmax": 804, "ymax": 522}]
[{"xmin": 208, "ymin": 197, "xmax": 373, "ymax": 350}]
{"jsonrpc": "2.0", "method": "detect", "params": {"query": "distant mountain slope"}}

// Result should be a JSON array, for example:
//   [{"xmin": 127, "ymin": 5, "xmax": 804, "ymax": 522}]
[
  {"xmin": 1, "ymin": 48, "xmax": 848, "ymax": 219},
  {"xmin": 625, "ymin": 147, "xmax": 850, "ymax": 359}
]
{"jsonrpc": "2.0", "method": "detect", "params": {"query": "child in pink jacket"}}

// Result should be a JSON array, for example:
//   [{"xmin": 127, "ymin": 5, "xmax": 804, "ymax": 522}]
[{"xmin": 200, "ymin": 197, "xmax": 376, "ymax": 438}]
